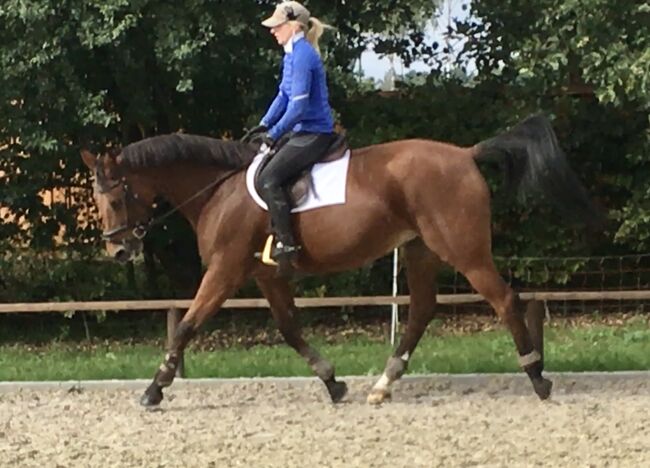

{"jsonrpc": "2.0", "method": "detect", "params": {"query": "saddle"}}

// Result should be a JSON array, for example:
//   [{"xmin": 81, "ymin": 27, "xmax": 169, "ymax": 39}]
[{"xmin": 253, "ymin": 132, "xmax": 349, "ymax": 207}]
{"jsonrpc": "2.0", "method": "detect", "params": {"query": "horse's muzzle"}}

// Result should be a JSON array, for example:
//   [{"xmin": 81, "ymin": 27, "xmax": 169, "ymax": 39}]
[
  {"xmin": 109, "ymin": 239, "xmax": 143, "ymax": 263},
  {"xmin": 113, "ymin": 247, "xmax": 131, "ymax": 263}
]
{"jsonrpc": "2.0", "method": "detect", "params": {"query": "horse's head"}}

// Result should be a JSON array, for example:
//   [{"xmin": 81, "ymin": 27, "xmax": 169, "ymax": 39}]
[{"xmin": 81, "ymin": 149, "xmax": 156, "ymax": 263}]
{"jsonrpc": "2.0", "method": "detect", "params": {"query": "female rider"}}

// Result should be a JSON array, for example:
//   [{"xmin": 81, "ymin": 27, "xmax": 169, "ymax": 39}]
[{"xmin": 243, "ymin": 1, "xmax": 336, "ymax": 274}]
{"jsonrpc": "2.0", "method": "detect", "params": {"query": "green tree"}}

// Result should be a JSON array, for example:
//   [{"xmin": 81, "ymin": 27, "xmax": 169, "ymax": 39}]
[
  {"xmin": 0, "ymin": 0, "xmax": 441, "ymax": 299},
  {"xmin": 460, "ymin": 0, "xmax": 649, "ymax": 253}
]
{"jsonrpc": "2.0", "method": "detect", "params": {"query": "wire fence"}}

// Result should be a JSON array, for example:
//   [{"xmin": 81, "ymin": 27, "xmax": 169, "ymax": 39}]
[{"xmin": 438, "ymin": 254, "xmax": 650, "ymax": 314}]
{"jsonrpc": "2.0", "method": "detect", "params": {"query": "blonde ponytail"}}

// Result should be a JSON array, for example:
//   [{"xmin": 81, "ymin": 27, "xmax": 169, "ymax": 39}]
[{"xmin": 305, "ymin": 17, "xmax": 332, "ymax": 56}]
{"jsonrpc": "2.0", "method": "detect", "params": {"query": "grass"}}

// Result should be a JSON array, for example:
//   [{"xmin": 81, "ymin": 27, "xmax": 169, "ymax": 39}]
[{"xmin": 0, "ymin": 320, "xmax": 648, "ymax": 381}]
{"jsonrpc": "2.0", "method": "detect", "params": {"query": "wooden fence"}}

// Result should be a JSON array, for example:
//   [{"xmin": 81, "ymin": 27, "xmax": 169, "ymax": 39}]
[
  {"xmin": 3, "ymin": 290, "xmax": 650, "ymax": 314},
  {"xmin": 1, "ymin": 290, "xmax": 648, "ymax": 377}
]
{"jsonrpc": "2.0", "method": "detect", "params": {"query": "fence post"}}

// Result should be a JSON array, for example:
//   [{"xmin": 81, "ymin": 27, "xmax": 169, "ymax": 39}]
[
  {"xmin": 390, "ymin": 248, "xmax": 399, "ymax": 346},
  {"xmin": 166, "ymin": 307, "xmax": 185, "ymax": 378}
]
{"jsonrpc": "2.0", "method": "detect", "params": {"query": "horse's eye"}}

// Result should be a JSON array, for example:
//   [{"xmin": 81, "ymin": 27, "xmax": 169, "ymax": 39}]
[{"xmin": 110, "ymin": 200, "xmax": 123, "ymax": 210}]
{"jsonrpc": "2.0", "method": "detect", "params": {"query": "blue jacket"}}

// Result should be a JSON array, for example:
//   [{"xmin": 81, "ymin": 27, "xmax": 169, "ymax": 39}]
[{"xmin": 260, "ymin": 33, "xmax": 334, "ymax": 141}]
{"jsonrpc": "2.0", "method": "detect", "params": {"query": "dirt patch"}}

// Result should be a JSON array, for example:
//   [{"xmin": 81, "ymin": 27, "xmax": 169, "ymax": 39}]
[{"xmin": 1, "ymin": 376, "xmax": 648, "ymax": 467}]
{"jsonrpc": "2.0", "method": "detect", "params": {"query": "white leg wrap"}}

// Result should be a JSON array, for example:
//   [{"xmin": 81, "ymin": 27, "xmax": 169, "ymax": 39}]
[
  {"xmin": 372, "ymin": 373, "xmax": 391, "ymax": 391},
  {"xmin": 518, "ymin": 350, "xmax": 542, "ymax": 367}
]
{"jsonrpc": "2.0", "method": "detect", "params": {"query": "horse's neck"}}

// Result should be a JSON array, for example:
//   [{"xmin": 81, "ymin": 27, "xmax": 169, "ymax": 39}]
[{"xmin": 148, "ymin": 164, "xmax": 228, "ymax": 228}]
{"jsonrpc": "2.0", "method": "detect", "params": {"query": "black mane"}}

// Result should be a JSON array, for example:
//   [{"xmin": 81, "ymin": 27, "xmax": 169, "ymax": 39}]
[{"xmin": 121, "ymin": 133, "xmax": 258, "ymax": 170}]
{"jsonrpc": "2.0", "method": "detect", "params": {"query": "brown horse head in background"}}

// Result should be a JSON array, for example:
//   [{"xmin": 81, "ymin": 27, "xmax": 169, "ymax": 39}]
[{"xmin": 82, "ymin": 114, "xmax": 603, "ymax": 406}]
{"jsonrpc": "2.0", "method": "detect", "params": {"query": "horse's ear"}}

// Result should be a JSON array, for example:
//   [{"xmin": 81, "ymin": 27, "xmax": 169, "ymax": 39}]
[
  {"xmin": 80, "ymin": 149, "xmax": 97, "ymax": 170},
  {"xmin": 103, "ymin": 150, "xmax": 125, "ymax": 180},
  {"xmin": 106, "ymin": 147, "xmax": 124, "ymax": 166}
]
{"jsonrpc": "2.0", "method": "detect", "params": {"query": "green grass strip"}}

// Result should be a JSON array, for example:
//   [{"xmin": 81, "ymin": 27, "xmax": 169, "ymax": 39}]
[{"xmin": 1, "ymin": 322, "xmax": 648, "ymax": 381}]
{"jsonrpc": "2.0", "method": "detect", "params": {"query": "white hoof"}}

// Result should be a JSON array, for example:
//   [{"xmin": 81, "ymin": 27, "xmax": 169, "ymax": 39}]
[{"xmin": 367, "ymin": 389, "xmax": 391, "ymax": 405}]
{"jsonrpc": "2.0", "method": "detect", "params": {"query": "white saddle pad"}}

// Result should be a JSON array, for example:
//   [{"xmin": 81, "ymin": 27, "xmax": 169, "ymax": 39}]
[{"xmin": 246, "ymin": 149, "xmax": 351, "ymax": 213}]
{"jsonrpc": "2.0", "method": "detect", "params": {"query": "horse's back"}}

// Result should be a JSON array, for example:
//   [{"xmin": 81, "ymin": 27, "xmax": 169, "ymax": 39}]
[
  {"xmin": 350, "ymin": 138, "xmax": 474, "ymax": 166},
  {"xmin": 349, "ymin": 138, "xmax": 479, "ymax": 183}
]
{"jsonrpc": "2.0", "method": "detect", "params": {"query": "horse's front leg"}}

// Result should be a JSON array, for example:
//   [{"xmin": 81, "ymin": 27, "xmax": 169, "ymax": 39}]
[
  {"xmin": 140, "ymin": 253, "xmax": 250, "ymax": 407},
  {"xmin": 255, "ymin": 277, "xmax": 348, "ymax": 403}
]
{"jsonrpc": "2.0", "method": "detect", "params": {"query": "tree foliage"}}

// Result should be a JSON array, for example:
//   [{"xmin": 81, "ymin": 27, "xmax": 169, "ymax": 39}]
[
  {"xmin": 460, "ymin": 0, "xmax": 649, "ymax": 251},
  {"xmin": 0, "ymin": 0, "xmax": 440, "ymax": 248},
  {"xmin": 0, "ymin": 0, "xmax": 647, "ymax": 301}
]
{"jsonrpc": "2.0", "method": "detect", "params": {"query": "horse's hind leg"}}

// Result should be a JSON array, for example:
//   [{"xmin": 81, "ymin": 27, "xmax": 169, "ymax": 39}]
[
  {"xmin": 414, "ymin": 178, "xmax": 551, "ymax": 400},
  {"xmin": 368, "ymin": 239, "xmax": 441, "ymax": 404},
  {"xmin": 460, "ymin": 258, "xmax": 552, "ymax": 399},
  {"xmin": 256, "ymin": 277, "xmax": 347, "ymax": 403}
]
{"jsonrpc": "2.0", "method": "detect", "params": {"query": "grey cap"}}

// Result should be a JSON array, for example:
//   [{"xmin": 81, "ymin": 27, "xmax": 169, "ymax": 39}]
[{"xmin": 262, "ymin": 1, "xmax": 310, "ymax": 28}]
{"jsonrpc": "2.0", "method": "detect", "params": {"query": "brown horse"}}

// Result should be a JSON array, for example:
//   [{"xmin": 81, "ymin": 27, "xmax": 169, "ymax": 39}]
[{"xmin": 81, "ymin": 114, "xmax": 601, "ymax": 406}]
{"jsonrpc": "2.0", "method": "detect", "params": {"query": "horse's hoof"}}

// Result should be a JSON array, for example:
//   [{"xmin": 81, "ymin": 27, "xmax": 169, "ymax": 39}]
[
  {"xmin": 532, "ymin": 377, "xmax": 553, "ymax": 400},
  {"xmin": 140, "ymin": 384, "xmax": 164, "ymax": 407},
  {"xmin": 367, "ymin": 389, "xmax": 391, "ymax": 405},
  {"xmin": 326, "ymin": 380, "xmax": 348, "ymax": 403}
]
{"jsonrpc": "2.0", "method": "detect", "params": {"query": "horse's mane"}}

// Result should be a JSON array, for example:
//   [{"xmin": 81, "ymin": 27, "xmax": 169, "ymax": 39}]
[{"xmin": 121, "ymin": 133, "xmax": 258, "ymax": 170}]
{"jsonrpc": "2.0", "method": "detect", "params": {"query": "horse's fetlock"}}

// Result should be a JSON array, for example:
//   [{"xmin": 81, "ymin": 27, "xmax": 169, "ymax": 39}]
[
  {"xmin": 385, "ymin": 355, "xmax": 408, "ymax": 381},
  {"xmin": 311, "ymin": 360, "xmax": 335, "ymax": 381},
  {"xmin": 302, "ymin": 347, "xmax": 335, "ymax": 381},
  {"xmin": 523, "ymin": 357, "xmax": 544, "ymax": 380}
]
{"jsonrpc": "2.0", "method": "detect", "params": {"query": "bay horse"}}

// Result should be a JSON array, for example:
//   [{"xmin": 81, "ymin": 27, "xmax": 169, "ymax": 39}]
[{"xmin": 81, "ymin": 114, "xmax": 601, "ymax": 406}]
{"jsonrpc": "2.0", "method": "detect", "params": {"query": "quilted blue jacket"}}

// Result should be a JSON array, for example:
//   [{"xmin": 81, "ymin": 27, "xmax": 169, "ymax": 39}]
[{"xmin": 260, "ymin": 33, "xmax": 334, "ymax": 140}]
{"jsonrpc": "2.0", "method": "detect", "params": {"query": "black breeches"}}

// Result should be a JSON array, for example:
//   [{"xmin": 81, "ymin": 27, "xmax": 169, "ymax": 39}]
[{"xmin": 257, "ymin": 132, "xmax": 336, "ymax": 194}]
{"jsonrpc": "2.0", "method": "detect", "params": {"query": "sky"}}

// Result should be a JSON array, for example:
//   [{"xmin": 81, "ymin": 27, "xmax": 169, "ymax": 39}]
[{"xmin": 359, "ymin": 0, "xmax": 471, "ymax": 82}]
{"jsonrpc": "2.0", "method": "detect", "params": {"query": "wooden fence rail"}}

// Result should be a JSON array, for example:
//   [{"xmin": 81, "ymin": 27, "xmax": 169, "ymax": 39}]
[
  {"xmin": 2, "ymin": 290, "xmax": 650, "ymax": 314},
  {"xmin": 1, "ymin": 290, "xmax": 647, "ymax": 378}
]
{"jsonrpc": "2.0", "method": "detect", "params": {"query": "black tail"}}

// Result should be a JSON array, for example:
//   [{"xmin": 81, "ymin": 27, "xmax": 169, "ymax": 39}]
[{"xmin": 473, "ymin": 113, "xmax": 604, "ymax": 228}]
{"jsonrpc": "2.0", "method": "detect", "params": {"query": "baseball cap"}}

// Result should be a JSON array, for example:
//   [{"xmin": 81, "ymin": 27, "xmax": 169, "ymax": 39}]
[{"xmin": 262, "ymin": 1, "xmax": 310, "ymax": 28}]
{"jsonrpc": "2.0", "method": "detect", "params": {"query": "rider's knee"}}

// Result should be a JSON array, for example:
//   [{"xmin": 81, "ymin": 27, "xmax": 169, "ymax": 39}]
[{"xmin": 259, "ymin": 177, "xmax": 280, "ymax": 195}]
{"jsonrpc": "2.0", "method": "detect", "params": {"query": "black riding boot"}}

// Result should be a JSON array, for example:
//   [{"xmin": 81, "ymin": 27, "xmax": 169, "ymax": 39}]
[{"xmin": 263, "ymin": 185, "xmax": 301, "ymax": 275}]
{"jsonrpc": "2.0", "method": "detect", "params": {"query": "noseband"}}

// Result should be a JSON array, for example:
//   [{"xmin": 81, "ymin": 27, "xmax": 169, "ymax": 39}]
[{"xmin": 99, "ymin": 177, "xmax": 151, "ymax": 242}]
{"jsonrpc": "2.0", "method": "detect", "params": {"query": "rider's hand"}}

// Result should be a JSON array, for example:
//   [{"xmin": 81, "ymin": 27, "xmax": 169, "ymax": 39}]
[
  {"xmin": 250, "ymin": 132, "xmax": 275, "ymax": 149},
  {"xmin": 241, "ymin": 124, "xmax": 268, "ymax": 143}
]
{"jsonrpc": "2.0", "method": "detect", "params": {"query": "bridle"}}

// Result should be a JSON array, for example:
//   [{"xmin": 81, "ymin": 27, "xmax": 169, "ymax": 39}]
[
  {"xmin": 98, "ymin": 169, "xmax": 239, "ymax": 243},
  {"xmin": 98, "ymin": 177, "xmax": 151, "ymax": 242}
]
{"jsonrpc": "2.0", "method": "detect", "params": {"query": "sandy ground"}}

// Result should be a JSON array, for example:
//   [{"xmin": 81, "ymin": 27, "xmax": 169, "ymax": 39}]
[{"xmin": 0, "ymin": 374, "xmax": 648, "ymax": 468}]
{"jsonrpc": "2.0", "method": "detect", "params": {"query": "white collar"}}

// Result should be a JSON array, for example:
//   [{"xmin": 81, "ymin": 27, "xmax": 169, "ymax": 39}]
[{"xmin": 283, "ymin": 31, "xmax": 305, "ymax": 54}]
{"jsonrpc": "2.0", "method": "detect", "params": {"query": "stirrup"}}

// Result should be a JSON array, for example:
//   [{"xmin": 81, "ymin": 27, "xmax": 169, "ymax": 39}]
[
  {"xmin": 260, "ymin": 235, "xmax": 278, "ymax": 266},
  {"xmin": 258, "ymin": 235, "xmax": 300, "ymax": 266}
]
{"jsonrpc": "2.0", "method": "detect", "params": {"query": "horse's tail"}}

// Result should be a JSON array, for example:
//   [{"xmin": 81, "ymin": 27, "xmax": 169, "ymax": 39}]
[{"xmin": 471, "ymin": 113, "xmax": 604, "ymax": 228}]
